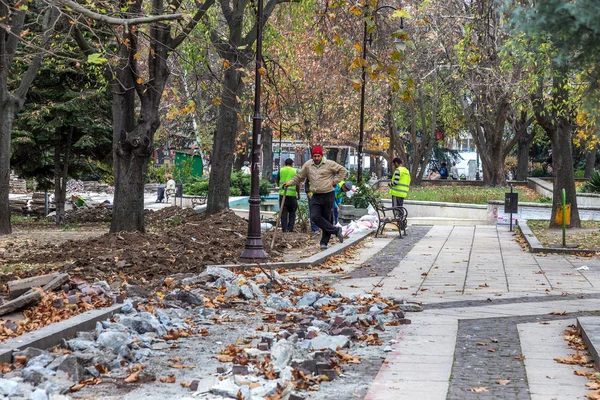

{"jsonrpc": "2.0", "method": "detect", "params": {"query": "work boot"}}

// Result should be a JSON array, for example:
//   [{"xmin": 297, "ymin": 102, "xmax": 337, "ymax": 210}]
[
  {"xmin": 320, "ymin": 244, "xmax": 327, "ymax": 250},
  {"xmin": 336, "ymin": 227, "xmax": 344, "ymax": 243}
]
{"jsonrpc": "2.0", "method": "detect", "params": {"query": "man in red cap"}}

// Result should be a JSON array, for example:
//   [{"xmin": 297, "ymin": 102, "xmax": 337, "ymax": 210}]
[{"xmin": 283, "ymin": 146, "xmax": 347, "ymax": 250}]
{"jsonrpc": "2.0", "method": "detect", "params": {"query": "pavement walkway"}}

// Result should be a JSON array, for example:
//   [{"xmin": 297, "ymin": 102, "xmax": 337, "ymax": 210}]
[{"xmin": 333, "ymin": 225, "xmax": 600, "ymax": 400}]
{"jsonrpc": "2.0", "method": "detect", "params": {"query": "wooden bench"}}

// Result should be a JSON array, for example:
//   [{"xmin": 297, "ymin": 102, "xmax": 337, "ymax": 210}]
[{"xmin": 370, "ymin": 198, "xmax": 408, "ymax": 238}]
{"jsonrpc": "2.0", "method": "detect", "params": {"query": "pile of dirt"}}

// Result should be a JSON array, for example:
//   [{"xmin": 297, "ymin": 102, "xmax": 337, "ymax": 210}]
[
  {"xmin": 6, "ymin": 208, "xmax": 315, "ymax": 288},
  {"xmin": 144, "ymin": 207, "xmax": 202, "ymax": 229},
  {"xmin": 47, "ymin": 207, "xmax": 112, "ymax": 224}
]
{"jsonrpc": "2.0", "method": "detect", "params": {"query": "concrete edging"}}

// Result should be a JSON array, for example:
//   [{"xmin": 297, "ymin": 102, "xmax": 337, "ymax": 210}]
[
  {"xmin": 208, "ymin": 230, "xmax": 374, "ymax": 271},
  {"xmin": 0, "ymin": 303, "xmax": 124, "ymax": 364},
  {"xmin": 517, "ymin": 220, "xmax": 598, "ymax": 255},
  {"xmin": 577, "ymin": 317, "xmax": 600, "ymax": 370}
]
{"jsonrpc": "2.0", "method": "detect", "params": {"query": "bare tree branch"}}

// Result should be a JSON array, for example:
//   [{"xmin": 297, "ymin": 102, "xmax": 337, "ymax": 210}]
[{"xmin": 52, "ymin": 0, "xmax": 183, "ymax": 25}]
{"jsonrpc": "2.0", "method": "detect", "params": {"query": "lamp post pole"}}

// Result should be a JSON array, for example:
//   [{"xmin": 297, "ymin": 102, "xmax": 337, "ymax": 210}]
[
  {"xmin": 357, "ymin": 17, "xmax": 369, "ymax": 185},
  {"xmin": 240, "ymin": 0, "xmax": 268, "ymax": 260}
]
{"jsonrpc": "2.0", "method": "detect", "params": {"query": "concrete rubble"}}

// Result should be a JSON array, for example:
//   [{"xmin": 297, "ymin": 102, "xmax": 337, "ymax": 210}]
[{"xmin": 0, "ymin": 266, "xmax": 416, "ymax": 399}]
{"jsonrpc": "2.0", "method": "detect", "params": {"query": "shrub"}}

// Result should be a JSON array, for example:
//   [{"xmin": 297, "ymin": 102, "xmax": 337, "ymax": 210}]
[
  {"xmin": 184, "ymin": 179, "xmax": 209, "ymax": 195},
  {"xmin": 574, "ymin": 170, "xmax": 585, "ymax": 178},
  {"xmin": 183, "ymin": 173, "xmax": 270, "ymax": 197},
  {"xmin": 581, "ymin": 171, "xmax": 600, "ymax": 193},
  {"xmin": 345, "ymin": 183, "xmax": 381, "ymax": 208},
  {"xmin": 530, "ymin": 168, "xmax": 552, "ymax": 177}
]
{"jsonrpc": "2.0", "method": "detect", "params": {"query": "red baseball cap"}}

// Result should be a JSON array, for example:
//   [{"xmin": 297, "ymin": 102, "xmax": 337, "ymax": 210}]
[{"xmin": 312, "ymin": 146, "xmax": 323, "ymax": 156}]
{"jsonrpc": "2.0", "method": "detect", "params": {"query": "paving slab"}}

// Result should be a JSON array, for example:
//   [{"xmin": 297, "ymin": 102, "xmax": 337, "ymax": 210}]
[{"xmin": 520, "ymin": 319, "xmax": 590, "ymax": 399}]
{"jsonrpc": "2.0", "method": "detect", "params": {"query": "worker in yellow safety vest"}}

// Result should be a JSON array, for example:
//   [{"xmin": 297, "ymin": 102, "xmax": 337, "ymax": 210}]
[
  {"xmin": 389, "ymin": 157, "xmax": 410, "ymax": 209},
  {"xmin": 276, "ymin": 158, "xmax": 301, "ymax": 232}
]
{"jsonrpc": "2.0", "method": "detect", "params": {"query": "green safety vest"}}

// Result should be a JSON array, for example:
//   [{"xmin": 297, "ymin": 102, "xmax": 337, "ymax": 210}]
[
  {"xmin": 389, "ymin": 166, "xmax": 410, "ymax": 198},
  {"xmin": 279, "ymin": 166, "xmax": 297, "ymax": 196},
  {"xmin": 335, "ymin": 181, "xmax": 346, "ymax": 202}
]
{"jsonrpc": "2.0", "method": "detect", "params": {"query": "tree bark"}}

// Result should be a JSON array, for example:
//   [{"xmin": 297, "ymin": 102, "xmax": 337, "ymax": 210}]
[
  {"xmin": 516, "ymin": 134, "xmax": 533, "ymax": 180},
  {"xmin": 0, "ymin": 97, "xmax": 13, "ymax": 235},
  {"xmin": 532, "ymin": 74, "xmax": 580, "ymax": 228},
  {"xmin": 205, "ymin": 0, "xmax": 299, "ymax": 215},
  {"xmin": 584, "ymin": 145, "xmax": 597, "ymax": 178},
  {"xmin": 109, "ymin": 0, "xmax": 170, "ymax": 232},
  {"xmin": 206, "ymin": 66, "xmax": 244, "ymax": 214},
  {"xmin": 54, "ymin": 126, "xmax": 72, "ymax": 226},
  {"xmin": 514, "ymin": 111, "xmax": 534, "ymax": 181},
  {"xmin": 0, "ymin": 5, "xmax": 59, "ymax": 235},
  {"xmin": 262, "ymin": 125, "xmax": 273, "ymax": 180}
]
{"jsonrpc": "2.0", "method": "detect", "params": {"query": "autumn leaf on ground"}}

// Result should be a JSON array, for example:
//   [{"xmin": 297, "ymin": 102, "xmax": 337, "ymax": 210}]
[
  {"xmin": 555, "ymin": 352, "xmax": 588, "ymax": 365},
  {"xmin": 124, "ymin": 369, "xmax": 142, "ymax": 383},
  {"xmin": 169, "ymin": 363, "xmax": 195, "ymax": 369},
  {"xmin": 70, "ymin": 383, "xmax": 86, "ymax": 392},
  {"xmin": 470, "ymin": 387, "xmax": 488, "ymax": 392},
  {"xmin": 124, "ymin": 365, "xmax": 146, "ymax": 383},
  {"xmin": 488, "ymin": 348, "xmax": 496, "ymax": 353},
  {"xmin": 514, "ymin": 355, "xmax": 526, "ymax": 360},
  {"xmin": 496, "ymin": 379, "xmax": 510, "ymax": 385},
  {"xmin": 336, "ymin": 351, "xmax": 361, "ymax": 364},
  {"xmin": 13, "ymin": 356, "xmax": 26, "ymax": 366},
  {"xmin": 586, "ymin": 381, "xmax": 600, "ymax": 390},
  {"xmin": 160, "ymin": 375, "xmax": 176, "ymax": 383},
  {"xmin": 550, "ymin": 311, "xmax": 567, "ymax": 316},
  {"xmin": 216, "ymin": 355, "xmax": 235, "ymax": 362},
  {"xmin": 476, "ymin": 342, "xmax": 487, "ymax": 346},
  {"xmin": 95, "ymin": 363, "xmax": 108, "ymax": 374},
  {"xmin": 574, "ymin": 370, "xmax": 593, "ymax": 377},
  {"xmin": 168, "ymin": 357, "xmax": 182, "ymax": 362},
  {"xmin": 587, "ymin": 390, "xmax": 600, "ymax": 400}
]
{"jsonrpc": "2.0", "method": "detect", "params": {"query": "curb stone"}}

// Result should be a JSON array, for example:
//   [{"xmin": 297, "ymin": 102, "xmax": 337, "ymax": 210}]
[
  {"xmin": 517, "ymin": 220, "xmax": 598, "ymax": 255},
  {"xmin": 0, "ymin": 303, "xmax": 124, "ymax": 364},
  {"xmin": 207, "ymin": 230, "xmax": 373, "ymax": 271}
]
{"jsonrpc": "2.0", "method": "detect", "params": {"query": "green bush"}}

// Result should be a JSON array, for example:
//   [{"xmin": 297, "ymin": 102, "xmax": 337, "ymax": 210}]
[
  {"xmin": 574, "ymin": 170, "xmax": 585, "ymax": 178},
  {"xmin": 182, "ymin": 172, "xmax": 271, "ymax": 197},
  {"xmin": 345, "ymin": 183, "xmax": 381, "ymax": 209},
  {"xmin": 581, "ymin": 171, "xmax": 600, "ymax": 193},
  {"xmin": 147, "ymin": 163, "xmax": 167, "ymax": 184},
  {"xmin": 530, "ymin": 168, "xmax": 552, "ymax": 177},
  {"xmin": 184, "ymin": 179, "xmax": 209, "ymax": 195}
]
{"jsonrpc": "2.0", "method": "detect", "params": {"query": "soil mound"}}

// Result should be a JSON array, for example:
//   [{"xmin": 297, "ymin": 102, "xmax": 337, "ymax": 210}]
[{"xmin": 8, "ymin": 209, "xmax": 312, "ymax": 287}]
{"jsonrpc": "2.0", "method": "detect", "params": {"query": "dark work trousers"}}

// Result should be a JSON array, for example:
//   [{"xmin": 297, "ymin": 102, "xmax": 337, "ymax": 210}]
[
  {"xmin": 279, "ymin": 195, "xmax": 298, "ymax": 232},
  {"xmin": 392, "ymin": 196, "xmax": 405, "ymax": 218},
  {"xmin": 308, "ymin": 197, "xmax": 319, "ymax": 232},
  {"xmin": 310, "ymin": 192, "xmax": 339, "ymax": 245}
]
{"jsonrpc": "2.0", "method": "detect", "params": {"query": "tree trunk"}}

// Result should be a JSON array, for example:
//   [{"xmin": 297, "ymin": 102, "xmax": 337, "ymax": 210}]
[
  {"xmin": 0, "ymin": 99, "xmax": 13, "ymax": 235},
  {"xmin": 54, "ymin": 126, "xmax": 72, "ymax": 226},
  {"xmin": 339, "ymin": 148, "xmax": 349, "ymax": 168},
  {"xmin": 516, "ymin": 134, "xmax": 532, "ymax": 181},
  {"xmin": 584, "ymin": 145, "xmax": 597, "ymax": 178},
  {"xmin": 533, "ymin": 74, "xmax": 580, "ymax": 228},
  {"xmin": 515, "ymin": 112, "xmax": 534, "ymax": 181},
  {"xmin": 327, "ymin": 148, "xmax": 339, "ymax": 164},
  {"xmin": 549, "ymin": 119, "xmax": 580, "ymax": 228},
  {"xmin": 262, "ymin": 125, "xmax": 273, "ymax": 180},
  {"xmin": 110, "ymin": 94, "xmax": 157, "ymax": 233},
  {"xmin": 206, "ymin": 66, "xmax": 243, "ymax": 214}
]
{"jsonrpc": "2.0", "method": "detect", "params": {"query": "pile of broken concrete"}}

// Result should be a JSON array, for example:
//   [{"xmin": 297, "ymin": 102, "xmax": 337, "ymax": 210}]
[{"xmin": 0, "ymin": 265, "xmax": 419, "ymax": 399}]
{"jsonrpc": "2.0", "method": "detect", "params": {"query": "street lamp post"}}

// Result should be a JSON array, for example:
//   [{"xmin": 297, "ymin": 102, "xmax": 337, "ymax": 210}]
[
  {"xmin": 357, "ymin": 5, "xmax": 402, "ymax": 185},
  {"xmin": 357, "ymin": 17, "xmax": 369, "ymax": 185},
  {"xmin": 240, "ymin": 0, "xmax": 268, "ymax": 260}
]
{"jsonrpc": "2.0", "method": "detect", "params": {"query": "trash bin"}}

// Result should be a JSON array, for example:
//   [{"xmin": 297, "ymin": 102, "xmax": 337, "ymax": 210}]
[
  {"xmin": 175, "ymin": 183, "xmax": 183, "ymax": 197},
  {"xmin": 555, "ymin": 204, "xmax": 571, "ymax": 225},
  {"xmin": 156, "ymin": 185, "xmax": 165, "ymax": 202}
]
